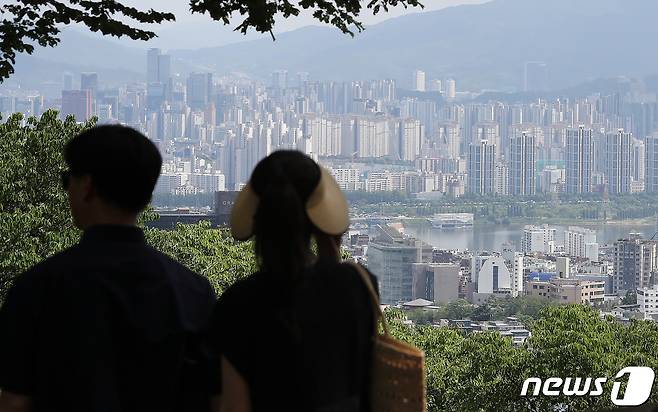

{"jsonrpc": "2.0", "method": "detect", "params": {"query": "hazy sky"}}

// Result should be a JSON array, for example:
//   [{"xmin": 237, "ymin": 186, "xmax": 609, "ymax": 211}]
[{"xmin": 106, "ymin": 0, "xmax": 488, "ymax": 49}]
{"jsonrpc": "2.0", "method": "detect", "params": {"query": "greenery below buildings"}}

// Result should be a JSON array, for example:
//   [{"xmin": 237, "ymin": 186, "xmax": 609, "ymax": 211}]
[
  {"xmin": 405, "ymin": 296, "xmax": 558, "ymax": 327},
  {"xmin": 2, "ymin": 111, "xmax": 658, "ymax": 410},
  {"xmin": 351, "ymin": 192, "xmax": 658, "ymax": 224},
  {"xmin": 389, "ymin": 305, "xmax": 658, "ymax": 411}
]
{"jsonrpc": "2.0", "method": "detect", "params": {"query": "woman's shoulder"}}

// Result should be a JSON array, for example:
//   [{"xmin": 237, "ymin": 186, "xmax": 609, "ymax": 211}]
[
  {"xmin": 312, "ymin": 260, "xmax": 378, "ymax": 294},
  {"xmin": 216, "ymin": 272, "xmax": 268, "ymax": 309}
]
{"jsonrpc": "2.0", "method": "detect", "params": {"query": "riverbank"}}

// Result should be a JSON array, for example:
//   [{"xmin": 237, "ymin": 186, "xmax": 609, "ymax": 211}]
[{"xmin": 402, "ymin": 215, "xmax": 657, "ymax": 228}]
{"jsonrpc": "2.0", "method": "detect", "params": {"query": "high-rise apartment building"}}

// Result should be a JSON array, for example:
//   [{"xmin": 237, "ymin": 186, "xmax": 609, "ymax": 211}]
[
  {"xmin": 502, "ymin": 247, "xmax": 524, "ymax": 297},
  {"xmin": 472, "ymin": 122, "xmax": 500, "ymax": 149},
  {"xmin": 612, "ymin": 236, "xmax": 657, "ymax": 294},
  {"xmin": 604, "ymin": 129, "xmax": 632, "ymax": 194},
  {"xmin": 645, "ymin": 134, "xmax": 658, "ymax": 192},
  {"xmin": 494, "ymin": 162, "xmax": 509, "ymax": 195},
  {"xmin": 400, "ymin": 118, "xmax": 423, "ymax": 161},
  {"xmin": 467, "ymin": 140, "xmax": 496, "ymax": 195},
  {"xmin": 509, "ymin": 131, "xmax": 536, "ymax": 196},
  {"xmin": 445, "ymin": 79, "xmax": 456, "ymax": 99},
  {"xmin": 437, "ymin": 122, "xmax": 460, "ymax": 159},
  {"xmin": 521, "ymin": 225, "xmax": 556, "ymax": 254},
  {"xmin": 63, "ymin": 72, "xmax": 73, "ymax": 91},
  {"xmin": 271, "ymin": 70, "xmax": 288, "ymax": 89},
  {"xmin": 564, "ymin": 226, "xmax": 598, "ymax": 260},
  {"xmin": 413, "ymin": 70, "xmax": 426, "ymax": 92},
  {"xmin": 80, "ymin": 72, "xmax": 98, "ymax": 99},
  {"xmin": 146, "ymin": 48, "xmax": 171, "ymax": 84},
  {"xmin": 632, "ymin": 138, "xmax": 645, "ymax": 183},
  {"xmin": 565, "ymin": 126, "xmax": 595, "ymax": 194},
  {"xmin": 61, "ymin": 89, "xmax": 92, "ymax": 121},
  {"xmin": 147, "ymin": 48, "xmax": 160, "ymax": 84},
  {"xmin": 187, "ymin": 73, "xmax": 213, "ymax": 111}
]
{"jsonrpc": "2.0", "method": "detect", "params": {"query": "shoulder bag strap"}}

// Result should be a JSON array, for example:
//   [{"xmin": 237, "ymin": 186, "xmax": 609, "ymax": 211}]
[{"xmin": 348, "ymin": 262, "xmax": 390, "ymax": 337}]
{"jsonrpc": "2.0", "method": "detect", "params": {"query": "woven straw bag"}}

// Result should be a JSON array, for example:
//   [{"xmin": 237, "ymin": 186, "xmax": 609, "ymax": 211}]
[{"xmin": 350, "ymin": 263, "xmax": 427, "ymax": 412}]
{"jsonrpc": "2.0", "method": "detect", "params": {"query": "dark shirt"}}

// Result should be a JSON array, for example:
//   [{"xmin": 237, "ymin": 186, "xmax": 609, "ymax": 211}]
[
  {"xmin": 212, "ymin": 260, "xmax": 377, "ymax": 412},
  {"xmin": 0, "ymin": 225, "xmax": 218, "ymax": 412}
]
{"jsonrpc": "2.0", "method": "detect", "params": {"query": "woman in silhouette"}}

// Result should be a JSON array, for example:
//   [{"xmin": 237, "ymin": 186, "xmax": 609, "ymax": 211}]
[{"xmin": 212, "ymin": 150, "xmax": 376, "ymax": 412}]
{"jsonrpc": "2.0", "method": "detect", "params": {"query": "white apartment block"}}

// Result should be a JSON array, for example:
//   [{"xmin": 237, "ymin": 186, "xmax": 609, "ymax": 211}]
[
  {"xmin": 637, "ymin": 285, "xmax": 658, "ymax": 320},
  {"xmin": 329, "ymin": 168, "xmax": 362, "ymax": 191},
  {"xmin": 522, "ymin": 225, "xmax": 556, "ymax": 254},
  {"xmin": 564, "ymin": 226, "xmax": 597, "ymax": 259}
]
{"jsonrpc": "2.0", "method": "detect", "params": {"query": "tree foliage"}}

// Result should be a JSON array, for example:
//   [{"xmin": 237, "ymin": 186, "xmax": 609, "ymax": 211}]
[
  {"xmin": 144, "ymin": 222, "xmax": 256, "ymax": 295},
  {"xmin": 390, "ymin": 305, "xmax": 658, "ymax": 411},
  {"xmin": 0, "ymin": 0, "xmax": 423, "ymax": 82},
  {"xmin": 0, "ymin": 110, "xmax": 94, "ymax": 297}
]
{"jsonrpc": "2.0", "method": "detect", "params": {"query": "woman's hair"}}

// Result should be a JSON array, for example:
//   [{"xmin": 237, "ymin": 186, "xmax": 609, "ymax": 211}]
[{"xmin": 250, "ymin": 151, "xmax": 322, "ymax": 285}]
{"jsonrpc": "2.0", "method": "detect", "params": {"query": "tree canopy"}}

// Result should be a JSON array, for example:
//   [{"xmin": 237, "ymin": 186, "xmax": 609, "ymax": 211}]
[{"xmin": 0, "ymin": 0, "xmax": 423, "ymax": 82}]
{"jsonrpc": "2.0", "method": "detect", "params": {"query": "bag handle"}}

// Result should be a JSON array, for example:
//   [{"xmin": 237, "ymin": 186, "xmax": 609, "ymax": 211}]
[{"xmin": 349, "ymin": 262, "xmax": 390, "ymax": 337}]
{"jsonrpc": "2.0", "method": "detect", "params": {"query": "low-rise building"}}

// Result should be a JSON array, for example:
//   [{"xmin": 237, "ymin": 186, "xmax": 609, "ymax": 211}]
[{"xmin": 525, "ymin": 278, "xmax": 605, "ymax": 305}]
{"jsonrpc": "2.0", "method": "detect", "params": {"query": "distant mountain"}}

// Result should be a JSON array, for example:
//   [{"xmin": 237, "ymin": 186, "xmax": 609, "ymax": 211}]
[
  {"xmin": 169, "ymin": 0, "xmax": 658, "ymax": 91},
  {"xmin": 5, "ymin": 0, "xmax": 658, "ymax": 93}
]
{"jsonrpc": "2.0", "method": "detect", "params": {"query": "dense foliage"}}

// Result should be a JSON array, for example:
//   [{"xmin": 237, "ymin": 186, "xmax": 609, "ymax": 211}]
[
  {"xmin": 144, "ymin": 222, "xmax": 256, "ymax": 295},
  {"xmin": 0, "ymin": 111, "xmax": 90, "ymax": 296},
  {"xmin": 389, "ymin": 305, "xmax": 658, "ymax": 411}
]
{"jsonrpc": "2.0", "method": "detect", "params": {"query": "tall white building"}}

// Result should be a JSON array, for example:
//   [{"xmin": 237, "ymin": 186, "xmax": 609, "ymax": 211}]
[
  {"xmin": 467, "ymin": 140, "xmax": 496, "ymax": 195},
  {"xmin": 604, "ymin": 129, "xmax": 633, "ymax": 194},
  {"xmin": 400, "ymin": 118, "xmax": 423, "ymax": 161},
  {"xmin": 494, "ymin": 162, "xmax": 509, "ymax": 195},
  {"xmin": 502, "ymin": 248, "xmax": 524, "ymax": 297},
  {"xmin": 565, "ymin": 126, "xmax": 595, "ymax": 194},
  {"xmin": 637, "ymin": 285, "xmax": 658, "ymax": 320},
  {"xmin": 445, "ymin": 78, "xmax": 456, "ymax": 99},
  {"xmin": 645, "ymin": 133, "xmax": 658, "ymax": 192},
  {"xmin": 355, "ymin": 117, "xmax": 392, "ymax": 158},
  {"xmin": 472, "ymin": 122, "xmax": 500, "ymax": 149},
  {"xmin": 564, "ymin": 226, "xmax": 598, "ymax": 259},
  {"xmin": 437, "ymin": 122, "xmax": 460, "ymax": 159},
  {"xmin": 522, "ymin": 225, "xmax": 556, "ymax": 254},
  {"xmin": 632, "ymin": 138, "xmax": 645, "ymax": 183},
  {"xmin": 509, "ymin": 131, "xmax": 536, "ymax": 196},
  {"xmin": 413, "ymin": 70, "xmax": 426, "ymax": 92}
]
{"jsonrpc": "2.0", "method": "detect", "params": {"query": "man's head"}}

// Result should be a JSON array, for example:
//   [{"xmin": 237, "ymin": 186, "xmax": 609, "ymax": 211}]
[{"xmin": 62, "ymin": 125, "xmax": 162, "ymax": 229}]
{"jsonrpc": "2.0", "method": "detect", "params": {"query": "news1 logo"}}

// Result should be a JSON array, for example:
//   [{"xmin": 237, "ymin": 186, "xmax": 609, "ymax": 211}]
[{"xmin": 521, "ymin": 367, "xmax": 655, "ymax": 406}]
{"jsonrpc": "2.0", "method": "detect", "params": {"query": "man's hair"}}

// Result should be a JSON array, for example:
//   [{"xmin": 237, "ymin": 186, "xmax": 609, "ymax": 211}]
[{"xmin": 64, "ymin": 125, "xmax": 162, "ymax": 213}]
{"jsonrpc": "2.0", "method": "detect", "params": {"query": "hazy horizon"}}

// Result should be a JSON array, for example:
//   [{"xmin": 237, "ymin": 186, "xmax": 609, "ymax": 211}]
[{"xmin": 85, "ymin": 0, "xmax": 489, "ymax": 49}]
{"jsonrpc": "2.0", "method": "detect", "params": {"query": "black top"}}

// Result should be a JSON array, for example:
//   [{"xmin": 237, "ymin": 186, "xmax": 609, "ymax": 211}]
[
  {"xmin": 212, "ymin": 260, "xmax": 377, "ymax": 412},
  {"xmin": 0, "ymin": 225, "xmax": 219, "ymax": 412}
]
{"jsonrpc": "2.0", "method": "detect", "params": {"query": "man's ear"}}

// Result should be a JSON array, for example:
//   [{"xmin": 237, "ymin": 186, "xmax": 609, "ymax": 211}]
[{"xmin": 80, "ymin": 175, "xmax": 95, "ymax": 202}]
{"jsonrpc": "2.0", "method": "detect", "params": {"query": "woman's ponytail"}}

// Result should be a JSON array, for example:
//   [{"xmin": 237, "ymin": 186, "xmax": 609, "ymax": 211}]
[{"xmin": 253, "ymin": 178, "xmax": 311, "ymax": 286}]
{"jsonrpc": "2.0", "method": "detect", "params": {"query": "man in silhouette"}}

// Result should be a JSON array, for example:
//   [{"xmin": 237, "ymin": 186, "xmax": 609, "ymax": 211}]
[{"xmin": 0, "ymin": 125, "xmax": 219, "ymax": 412}]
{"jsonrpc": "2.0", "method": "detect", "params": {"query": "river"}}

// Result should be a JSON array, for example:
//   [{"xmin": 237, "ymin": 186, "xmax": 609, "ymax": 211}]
[{"xmin": 403, "ymin": 221, "xmax": 658, "ymax": 252}]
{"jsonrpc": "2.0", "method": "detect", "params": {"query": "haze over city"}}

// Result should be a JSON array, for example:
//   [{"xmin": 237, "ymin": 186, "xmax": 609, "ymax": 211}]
[{"xmin": 3, "ymin": 0, "xmax": 658, "ymax": 408}]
